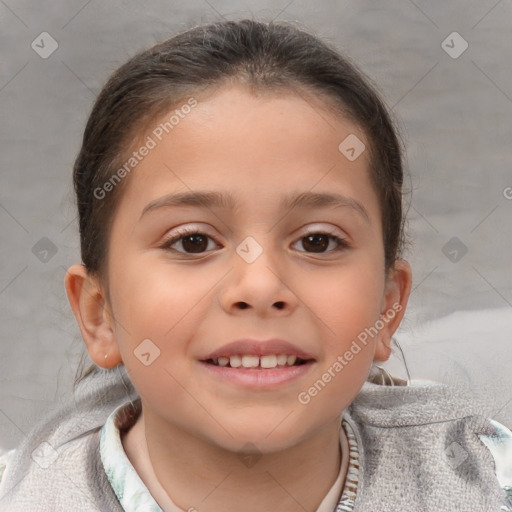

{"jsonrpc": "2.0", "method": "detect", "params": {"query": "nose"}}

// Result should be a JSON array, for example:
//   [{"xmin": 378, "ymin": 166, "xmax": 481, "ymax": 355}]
[{"xmin": 219, "ymin": 237, "xmax": 298, "ymax": 317}]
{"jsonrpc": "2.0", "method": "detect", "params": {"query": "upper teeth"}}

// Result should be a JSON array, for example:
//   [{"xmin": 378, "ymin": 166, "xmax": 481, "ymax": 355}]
[{"xmin": 213, "ymin": 355, "xmax": 298, "ymax": 368}]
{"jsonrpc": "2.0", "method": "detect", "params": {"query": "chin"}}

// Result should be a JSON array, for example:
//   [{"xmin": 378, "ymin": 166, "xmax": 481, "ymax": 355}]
[{"xmin": 207, "ymin": 416, "xmax": 317, "ymax": 456}]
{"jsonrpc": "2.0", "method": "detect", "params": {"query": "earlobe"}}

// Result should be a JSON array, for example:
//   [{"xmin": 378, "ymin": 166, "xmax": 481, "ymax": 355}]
[
  {"xmin": 373, "ymin": 259, "xmax": 413, "ymax": 362},
  {"xmin": 64, "ymin": 264, "xmax": 122, "ymax": 369}
]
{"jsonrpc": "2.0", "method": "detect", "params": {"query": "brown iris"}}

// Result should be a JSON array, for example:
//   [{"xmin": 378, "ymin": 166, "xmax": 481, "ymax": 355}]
[
  {"xmin": 181, "ymin": 234, "xmax": 209, "ymax": 253},
  {"xmin": 301, "ymin": 234, "xmax": 329, "ymax": 253}
]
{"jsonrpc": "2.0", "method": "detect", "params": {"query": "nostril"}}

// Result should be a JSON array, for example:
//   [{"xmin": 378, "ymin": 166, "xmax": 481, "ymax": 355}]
[{"xmin": 235, "ymin": 301, "xmax": 285, "ymax": 309}]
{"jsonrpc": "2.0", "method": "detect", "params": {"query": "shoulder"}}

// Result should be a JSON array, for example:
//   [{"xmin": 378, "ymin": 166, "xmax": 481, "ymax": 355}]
[
  {"xmin": 345, "ymin": 377, "xmax": 512, "ymax": 509},
  {"xmin": 0, "ymin": 368, "xmax": 137, "ymax": 510},
  {"xmin": 0, "ymin": 430, "xmax": 122, "ymax": 511}
]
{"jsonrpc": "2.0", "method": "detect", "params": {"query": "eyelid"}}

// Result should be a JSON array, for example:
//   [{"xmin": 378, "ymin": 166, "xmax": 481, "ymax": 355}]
[
  {"xmin": 165, "ymin": 224, "xmax": 346, "ymax": 239},
  {"xmin": 165, "ymin": 223, "xmax": 217, "ymax": 238},
  {"xmin": 298, "ymin": 223, "xmax": 347, "ymax": 238}
]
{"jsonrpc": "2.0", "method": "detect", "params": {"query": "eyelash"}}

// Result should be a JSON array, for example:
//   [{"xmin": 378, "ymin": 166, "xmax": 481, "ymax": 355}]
[{"xmin": 159, "ymin": 226, "xmax": 350, "ymax": 255}]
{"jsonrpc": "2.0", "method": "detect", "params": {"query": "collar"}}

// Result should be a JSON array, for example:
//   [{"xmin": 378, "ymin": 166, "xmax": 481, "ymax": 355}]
[{"xmin": 100, "ymin": 399, "xmax": 359, "ymax": 512}]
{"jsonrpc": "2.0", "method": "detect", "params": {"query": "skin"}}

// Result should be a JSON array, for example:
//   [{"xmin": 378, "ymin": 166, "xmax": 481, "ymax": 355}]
[{"xmin": 65, "ymin": 85, "xmax": 412, "ymax": 512}]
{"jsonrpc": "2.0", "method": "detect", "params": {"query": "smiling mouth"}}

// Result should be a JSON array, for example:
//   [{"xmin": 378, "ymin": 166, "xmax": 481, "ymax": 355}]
[{"xmin": 203, "ymin": 355, "xmax": 312, "ymax": 369}]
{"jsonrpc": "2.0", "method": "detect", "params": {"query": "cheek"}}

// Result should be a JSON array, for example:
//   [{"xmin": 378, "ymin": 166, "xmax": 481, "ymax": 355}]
[
  {"xmin": 292, "ymin": 261, "xmax": 383, "ymax": 419},
  {"xmin": 294, "ymin": 255, "xmax": 384, "ymax": 347},
  {"xmin": 109, "ymin": 259, "xmax": 205, "ymax": 408},
  {"xmin": 108, "ymin": 256, "xmax": 218, "ymax": 376},
  {"xmin": 110, "ymin": 256, "xmax": 209, "ymax": 338}
]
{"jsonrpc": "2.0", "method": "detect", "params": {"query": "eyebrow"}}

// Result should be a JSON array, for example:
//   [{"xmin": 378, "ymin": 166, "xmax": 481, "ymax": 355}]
[{"xmin": 139, "ymin": 190, "xmax": 370, "ymax": 224}]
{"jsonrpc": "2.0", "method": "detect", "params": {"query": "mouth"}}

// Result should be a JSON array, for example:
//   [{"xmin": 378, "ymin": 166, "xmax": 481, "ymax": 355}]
[
  {"xmin": 199, "ymin": 357, "xmax": 314, "ymax": 389},
  {"xmin": 203, "ymin": 354, "xmax": 312, "ymax": 369},
  {"xmin": 199, "ymin": 338, "xmax": 316, "ymax": 388}
]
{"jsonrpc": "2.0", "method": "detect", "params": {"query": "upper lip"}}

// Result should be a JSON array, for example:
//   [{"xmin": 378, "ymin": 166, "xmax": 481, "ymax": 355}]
[{"xmin": 201, "ymin": 339, "xmax": 316, "ymax": 361}]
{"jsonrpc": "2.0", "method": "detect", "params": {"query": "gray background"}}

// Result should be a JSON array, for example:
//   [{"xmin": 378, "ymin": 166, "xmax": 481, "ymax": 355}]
[{"xmin": 1, "ymin": 0, "xmax": 511, "ymax": 451}]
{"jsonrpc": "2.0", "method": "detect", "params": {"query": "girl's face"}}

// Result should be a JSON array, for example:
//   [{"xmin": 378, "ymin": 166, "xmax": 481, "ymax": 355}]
[{"xmin": 96, "ymin": 85, "xmax": 410, "ymax": 452}]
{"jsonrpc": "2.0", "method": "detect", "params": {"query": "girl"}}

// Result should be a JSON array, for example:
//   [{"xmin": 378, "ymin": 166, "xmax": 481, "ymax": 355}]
[{"xmin": 1, "ymin": 18, "xmax": 511, "ymax": 512}]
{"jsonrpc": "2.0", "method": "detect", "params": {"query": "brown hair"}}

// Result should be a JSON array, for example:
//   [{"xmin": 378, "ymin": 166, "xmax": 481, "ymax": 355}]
[{"xmin": 72, "ymin": 18, "xmax": 409, "ymax": 385}]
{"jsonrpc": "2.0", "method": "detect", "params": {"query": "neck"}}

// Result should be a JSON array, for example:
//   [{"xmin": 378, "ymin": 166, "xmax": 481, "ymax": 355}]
[{"xmin": 123, "ymin": 406, "xmax": 344, "ymax": 512}]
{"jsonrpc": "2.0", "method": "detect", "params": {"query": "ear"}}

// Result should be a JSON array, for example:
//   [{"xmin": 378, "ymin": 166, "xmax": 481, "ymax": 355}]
[
  {"xmin": 64, "ymin": 264, "xmax": 122, "ymax": 369},
  {"xmin": 373, "ymin": 259, "xmax": 412, "ymax": 362}
]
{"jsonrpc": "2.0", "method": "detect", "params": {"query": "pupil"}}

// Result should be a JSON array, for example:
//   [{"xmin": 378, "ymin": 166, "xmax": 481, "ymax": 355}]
[
  {"xmin": 303, "ymin": 234, "xmax": 328, "ymax": 252},
  {"xmin": 182, "ymin": 235, "xmax": 207, "ymax": 253}
]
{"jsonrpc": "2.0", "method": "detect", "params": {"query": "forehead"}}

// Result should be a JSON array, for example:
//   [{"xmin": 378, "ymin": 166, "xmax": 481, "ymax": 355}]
[{"xmin": 116, "ymin": 85, "xmax": 379, "ymax": 222}]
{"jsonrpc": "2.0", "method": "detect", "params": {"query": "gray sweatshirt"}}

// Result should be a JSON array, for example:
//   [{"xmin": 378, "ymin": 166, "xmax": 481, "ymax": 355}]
[{"xmin": 0, "ymin": 366, "xmax": 510, "ymax": 511}]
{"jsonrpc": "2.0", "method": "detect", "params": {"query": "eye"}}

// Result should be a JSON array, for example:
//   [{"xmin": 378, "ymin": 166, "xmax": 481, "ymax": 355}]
[
  {"xmin": 160, "ymin": 227, "xmax": 349, "ymax": 255},
  {"xmin": 160, "ymin": 227, "xmax": 221, "ymax": 254},
  {"xmin": 292, "ymin": 231, "xmax": 349, "ymax": 254}
]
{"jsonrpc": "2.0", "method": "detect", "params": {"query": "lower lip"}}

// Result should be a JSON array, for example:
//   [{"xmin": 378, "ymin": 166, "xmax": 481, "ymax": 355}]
[{"xmin": 199, "ymin": 361, "xmax": 315, "ymax": 389}]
